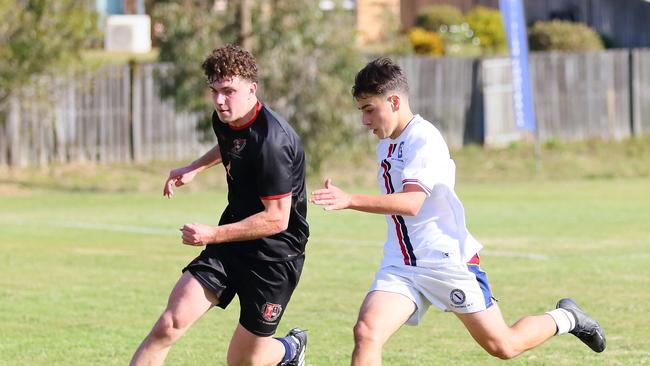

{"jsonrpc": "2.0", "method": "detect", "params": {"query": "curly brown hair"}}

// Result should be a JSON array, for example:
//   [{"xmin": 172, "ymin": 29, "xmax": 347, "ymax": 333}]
[{"xmin": 202, "ymin": 44, "xmax": 259, "ymax": 84}]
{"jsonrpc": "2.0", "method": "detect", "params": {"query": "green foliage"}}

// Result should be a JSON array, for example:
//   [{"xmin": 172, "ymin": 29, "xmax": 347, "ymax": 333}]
[
  {"xmin": 528, "ymin": 20, "xmax": 604, "ymax": 52},
  {"xmin": 151, "ymin": 0, "xmax": 363, "ymax": 173},
  {"xmin": 414, "ymin": 4, "xmax": 464, "ymax": 32},
  {"xmin": 438, "ymin": 22, "xmax": 481, "ymax": 57},
  {"xmin": 408, "ymin": 27, "xmax": 444, "ymax": 56},
  {"xmin": 253, "ymin": 1, "xmax": 363, "ymax": 173},
  {"xmin": 0, "ymin": 0, "xmax": 98, "ymax": 104},
  {"xmin": 465, "ymin": 6, "xmax": 507, "ymax": 55},
  {"xmin": 151, "ymin": 3, "xmax": 233, "ymax": 119}
]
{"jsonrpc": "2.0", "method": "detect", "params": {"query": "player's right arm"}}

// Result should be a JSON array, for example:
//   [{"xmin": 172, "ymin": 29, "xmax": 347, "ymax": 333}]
[
  {"xmin": 163, "ymin": 144, "xmax": 222, "ymax": 198},
  {"xmin": 311, "ymin": 178, "xmax": 426, "ymax": 216}
]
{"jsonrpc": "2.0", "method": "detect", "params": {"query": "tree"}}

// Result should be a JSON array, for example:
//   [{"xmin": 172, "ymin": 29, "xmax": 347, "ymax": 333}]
[
  {"xmin": 152, "ymin": 2, "xmax": 233, "ymax": 121},
  {"xmin": 0, "ymin": 0, "xmax": 98, "ymax": 106},
  {"xmin": 152, "ymin": 0, "xmax": 364, "ymax": 172},
  {"xmin": 252, "ymin": 0, "xmax": 363, "ymax": 172}
]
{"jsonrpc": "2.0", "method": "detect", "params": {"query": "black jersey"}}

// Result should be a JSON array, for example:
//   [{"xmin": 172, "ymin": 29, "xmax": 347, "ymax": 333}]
[{"xmin": 211, "ymin": 102, "xmax": 309, "ymax": 261}]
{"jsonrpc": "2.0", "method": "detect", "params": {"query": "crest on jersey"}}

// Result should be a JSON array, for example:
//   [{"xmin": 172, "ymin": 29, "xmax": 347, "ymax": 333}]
[
  {"xmin": 450, "ymin": 289, "xmax": 466, "ymax": 305},
  {"xmin": 231, "ymin": 138, "xmax": 247, "ymax": 154},
  {"xmin": 262, "ymin": 302, "xmax": 283, "ymax": 322}
]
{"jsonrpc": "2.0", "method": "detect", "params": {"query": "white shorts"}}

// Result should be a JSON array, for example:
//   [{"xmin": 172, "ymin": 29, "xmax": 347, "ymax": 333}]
[{"xmin": 368, "ymin": 257, "xmax": 494, "ymax": 325}]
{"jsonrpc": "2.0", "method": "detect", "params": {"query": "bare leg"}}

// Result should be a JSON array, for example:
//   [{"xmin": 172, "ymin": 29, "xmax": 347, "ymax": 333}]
[
  {"xmin": 226, "ymin": 324, "xmax": 286, "ymax": 366},
  {"xmin": 455, "ymin": 302, "xmax": 557, "ymax": 360},
  {"xmin": 130, "ymin": 272, "xmax": 218, "ymax": 366},
  {"xmin": 351, "ymin": 291, "xmax": 417, "ymax": 366}
]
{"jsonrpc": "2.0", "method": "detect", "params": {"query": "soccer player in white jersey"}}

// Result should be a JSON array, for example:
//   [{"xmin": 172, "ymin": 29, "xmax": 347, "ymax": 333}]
[{"xmin": 311, "ymin": 57, "xmax": 605, "ymax": 364}]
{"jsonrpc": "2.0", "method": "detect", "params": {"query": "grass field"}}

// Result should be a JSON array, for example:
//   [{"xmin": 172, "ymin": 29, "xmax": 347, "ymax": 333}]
[{"xmin": 1, "ymin": 177, "xmax": 649, "ymax": 365}]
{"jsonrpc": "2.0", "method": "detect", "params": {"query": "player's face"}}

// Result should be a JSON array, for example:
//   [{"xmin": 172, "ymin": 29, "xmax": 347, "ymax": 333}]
[
  {"xmin": 209, "ymin": 76, "xmax": 257, "ymax": 124},
  {"xmin": 356, "ymin": 94, "xmax": 399, "ymax": 139}
]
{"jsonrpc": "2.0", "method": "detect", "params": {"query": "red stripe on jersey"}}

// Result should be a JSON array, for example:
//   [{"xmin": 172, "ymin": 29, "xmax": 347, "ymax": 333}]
[
  {"xmin": 229, "ymin": 101, "xmax": 263, "ymax": 131},
  {"xmin": 402, "ymin": 179, "xmax": 432, "ymax": 194},
  {"xmin": 260, "ymin": 192, "xmax": 291, "ymax": 200},
  {"xmin": 380, "ymin": 160, "xmax": 391, "ymax": 194},
  {"xmin": 383, "ymin": 144, "xmax": 411, "ymax": 265},
  {"xmin": 387, "ymin": 143, "xmax": 396, "ymax": 157},
  {"xmin": 467, "ymin": 253, "xmax": 480, "ymax": 265},
  {"xmin": 391, "ymin": 214, "xmax": 411, "ymax": 265}
]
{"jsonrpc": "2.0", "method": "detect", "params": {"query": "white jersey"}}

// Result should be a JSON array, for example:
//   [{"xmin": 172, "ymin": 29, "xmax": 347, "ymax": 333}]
[{"xmin": 376, "ymin": 115, "xmax": 482, "ymax": 268}]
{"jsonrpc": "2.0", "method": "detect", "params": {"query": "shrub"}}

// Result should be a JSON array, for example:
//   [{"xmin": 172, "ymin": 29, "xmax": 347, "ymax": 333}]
[
  {"xmin": 465, "ymin": 6, "xmax": 507, "ymax": 55},
  {"xmin": 414, "ymin": 5, "xmax": 464, "ymax": 32},
  {"xmin": 528, "ymin": 20, "xmax": 604, "ymax": 52},
  {"xmin": 408, "ymin": 27, "xmax": 444, "ymax": 56}
]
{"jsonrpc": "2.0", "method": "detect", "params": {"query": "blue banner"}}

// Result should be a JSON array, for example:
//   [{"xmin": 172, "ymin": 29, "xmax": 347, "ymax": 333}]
[{"xmin": 499, "ymin": 0, "xmax": 537, "ymax": 132}]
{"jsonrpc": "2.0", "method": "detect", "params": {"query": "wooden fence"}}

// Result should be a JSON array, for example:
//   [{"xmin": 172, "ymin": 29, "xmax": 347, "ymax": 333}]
[
  {"xmin": 1, "ymin": 49, "xmax": 649, "ymax": 167},
  {"xmin": 0, "ymin": 64, "xmax": 210, "ymax": 167},
  {"xmin": 398, "ymin": 56, "xmax": 482, "ymax": 148},
  {"xmin": 482, "ymin": 49, "xmax": 650, "ymax": 146},
  {"xmin": 632, "ymin": 49, "xmax": 650, "ymax": 135}
]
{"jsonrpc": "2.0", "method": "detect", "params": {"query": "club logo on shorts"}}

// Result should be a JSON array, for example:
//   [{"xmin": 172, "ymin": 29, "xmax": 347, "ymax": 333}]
[
  {"xmin": 450, "ymin": 289, "xmax": 466, "ymax": 305},
  {"xmin": 262, "ymin": 302, "xmax": 283, "ymax": 322},
  {"xmin": 231, "ymin": 138, "xmax": 247, "ymax": 154}
]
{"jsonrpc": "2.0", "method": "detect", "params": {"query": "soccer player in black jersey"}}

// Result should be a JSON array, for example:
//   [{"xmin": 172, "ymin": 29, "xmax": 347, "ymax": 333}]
[{"xmin": 130, "ymin": 45, "xmax": 308, "ymax": 366}]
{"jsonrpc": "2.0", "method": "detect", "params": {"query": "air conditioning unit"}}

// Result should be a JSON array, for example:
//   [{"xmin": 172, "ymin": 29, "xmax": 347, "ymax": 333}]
[{"xmin": 104, "ymin": 15, "xmax": 151, "ymax": 53}]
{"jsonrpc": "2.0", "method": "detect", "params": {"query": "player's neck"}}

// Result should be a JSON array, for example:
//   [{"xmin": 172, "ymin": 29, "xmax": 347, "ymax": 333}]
[
  {"xmin": 230, "ymin": 99, "xmax": 260, "ymax": 128},
  {"xmin": 389, "ymin": 110, "xmax": 415, "ymax": 140}
]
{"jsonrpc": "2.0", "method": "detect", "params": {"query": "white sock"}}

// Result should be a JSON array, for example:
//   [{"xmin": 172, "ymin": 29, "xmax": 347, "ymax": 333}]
[{"xmin": 546, "ymin": 308, "xmax": 576, "ymax": 335}]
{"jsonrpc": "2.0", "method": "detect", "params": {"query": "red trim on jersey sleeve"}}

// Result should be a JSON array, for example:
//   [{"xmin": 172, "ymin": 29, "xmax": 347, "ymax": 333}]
[
  {"xmin": 260, "ymin": 192, "xmax": 292, "ymax": 200},
  {"xmin": 402, "ymin": 178, "xmax": 432, "ymax": 194},
  {"xmin": 229, "ymin": 101, "xmax": 263, "ymax": 131}
]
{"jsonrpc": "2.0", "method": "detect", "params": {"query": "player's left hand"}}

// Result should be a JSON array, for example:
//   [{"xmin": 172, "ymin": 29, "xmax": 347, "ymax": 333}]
[
  {"xmin": 310, "ymin": 178, "xmax": 351, "ymax": 211},
  {"xmin": 180, "ymin": 223, "xmax": 216, "ymax": 246}
]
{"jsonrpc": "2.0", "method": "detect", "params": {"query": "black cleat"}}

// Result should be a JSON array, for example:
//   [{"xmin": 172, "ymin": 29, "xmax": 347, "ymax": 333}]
[
  {"xmin": 556, "ymin": 298, "xmax": 606, "ymax": 353},
  {"xmin": 286, "ymin": 328, "xmax": 307, "ymax": 366}
]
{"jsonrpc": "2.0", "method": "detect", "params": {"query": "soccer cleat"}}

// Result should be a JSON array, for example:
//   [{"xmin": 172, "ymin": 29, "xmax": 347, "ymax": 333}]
[
  {"xmin": 556, "ymin": 298, "xmax": 606, "ymax": 353},
  {"xmin": 286, "ymin": 328, "xmax": 307, "ymax": 366}
]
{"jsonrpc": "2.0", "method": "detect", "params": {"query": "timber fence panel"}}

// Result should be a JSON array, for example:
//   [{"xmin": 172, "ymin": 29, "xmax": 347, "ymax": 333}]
[
  {"xmin": 632, "ymin": 49, "xmax": 650, "ymax": 135},
  {"xmin": 481, "ymin": 58, "xmax": 519, "ymax": 146},
  {"xmin": 529, "ymin": 50, "xmax": 631, "ymax": 142},
  {"xmin": 397, "ymin": 56, "xmax": 476, "ymax": 148},
  {"xmin": 131, "ymin": 63, "xmax": 209, "ymax": 163}
]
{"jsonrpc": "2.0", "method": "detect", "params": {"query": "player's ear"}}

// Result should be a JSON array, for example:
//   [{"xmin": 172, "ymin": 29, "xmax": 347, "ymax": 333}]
[
  {"xmin": 249, "ymin": 81, "xmax": 257, "ymax": 97},
  {"xmin": 388, "ymin": 95, "xmax": 400, "ymax": 111}
]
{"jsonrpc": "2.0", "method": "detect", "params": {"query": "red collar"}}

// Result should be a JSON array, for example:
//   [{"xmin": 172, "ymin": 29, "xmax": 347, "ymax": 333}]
[{"xmin": 229, "ymin": 101, "xmax": 262, "ymax": 131}]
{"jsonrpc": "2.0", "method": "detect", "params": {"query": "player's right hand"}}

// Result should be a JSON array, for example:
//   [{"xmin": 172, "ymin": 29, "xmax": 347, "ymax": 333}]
[
  {"xmin": 163, "ymin": 167, "xmax": 198, "ymax": 198},
  {"xmin": 310, "ymin": 178, "xmax": 351, "ymax": 210}
]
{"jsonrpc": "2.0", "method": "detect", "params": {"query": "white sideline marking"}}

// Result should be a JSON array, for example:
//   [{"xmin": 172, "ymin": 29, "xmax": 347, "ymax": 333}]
[
  {"xmin": 57, "ymin": 222, "xmax": 177, "ymax": 235},
  {"xmin": 481, "ymin": 250, "xmax": 549, "ymax": 261},
  {"xmin": 49, "ymin": 222, "xmax": 550, "ymax": 260}
]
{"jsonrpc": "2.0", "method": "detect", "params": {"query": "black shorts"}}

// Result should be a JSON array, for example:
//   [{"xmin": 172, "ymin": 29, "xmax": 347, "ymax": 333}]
[{"xmin": 182, "ymin": 246, "xmax": 305, "ymax": 336}]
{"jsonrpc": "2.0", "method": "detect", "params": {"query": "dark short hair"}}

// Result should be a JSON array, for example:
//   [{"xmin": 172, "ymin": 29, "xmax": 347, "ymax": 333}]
[
  {"xmin": 352, "ymin": 57, "xmax": 409, "ymax": 98},
  {"xmin": 202, "ymin": 44, "xmax": 258, "ymax": 83}
]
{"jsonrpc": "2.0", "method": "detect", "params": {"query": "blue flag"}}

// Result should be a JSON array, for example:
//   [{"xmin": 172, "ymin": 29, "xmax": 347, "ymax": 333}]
[{"xmin": 499, "ymin": 0, "xmax": 537, "ymax": 132}]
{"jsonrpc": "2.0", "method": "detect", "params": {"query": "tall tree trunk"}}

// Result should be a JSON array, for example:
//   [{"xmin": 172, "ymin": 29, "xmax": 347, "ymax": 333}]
[{"xmin": 238, "ymin": 0, "xmax": 252, "ymax": 50}]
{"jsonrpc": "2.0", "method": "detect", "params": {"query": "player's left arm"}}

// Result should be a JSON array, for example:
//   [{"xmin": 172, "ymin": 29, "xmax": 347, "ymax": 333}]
[
  {"xmin": 311, "ymin": 179, "xmax": 426, "ymax": 216},
  {"xmin": 181, "ymin": 128, "xmax": 296, "ymax": 246},
  {"xmin": 180, "ymin": 195, "xmax": 291, "ymax": 246}
]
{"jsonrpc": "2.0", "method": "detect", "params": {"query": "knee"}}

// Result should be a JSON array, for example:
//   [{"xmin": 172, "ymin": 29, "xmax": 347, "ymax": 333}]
[
  {"xmin": 353, "ymin": 319, "xmax": 380, "ymax": 348},
  {"xmin": 483, "ymin": 341, "xmax": 520, "ymax": 360},
  {"xmin": 150, "ymin": 312, "xmax": 186, "ymax": 344}
]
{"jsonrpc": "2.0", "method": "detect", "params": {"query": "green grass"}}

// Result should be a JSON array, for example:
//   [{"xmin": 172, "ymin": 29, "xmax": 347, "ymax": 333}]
[
  {"xmin": 1, "ymin": 176, "xmax": 649, "ymax": 365},
  {"xmin": 1, "ymin": 138, "xmax": 649, "ymax": 365}
]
